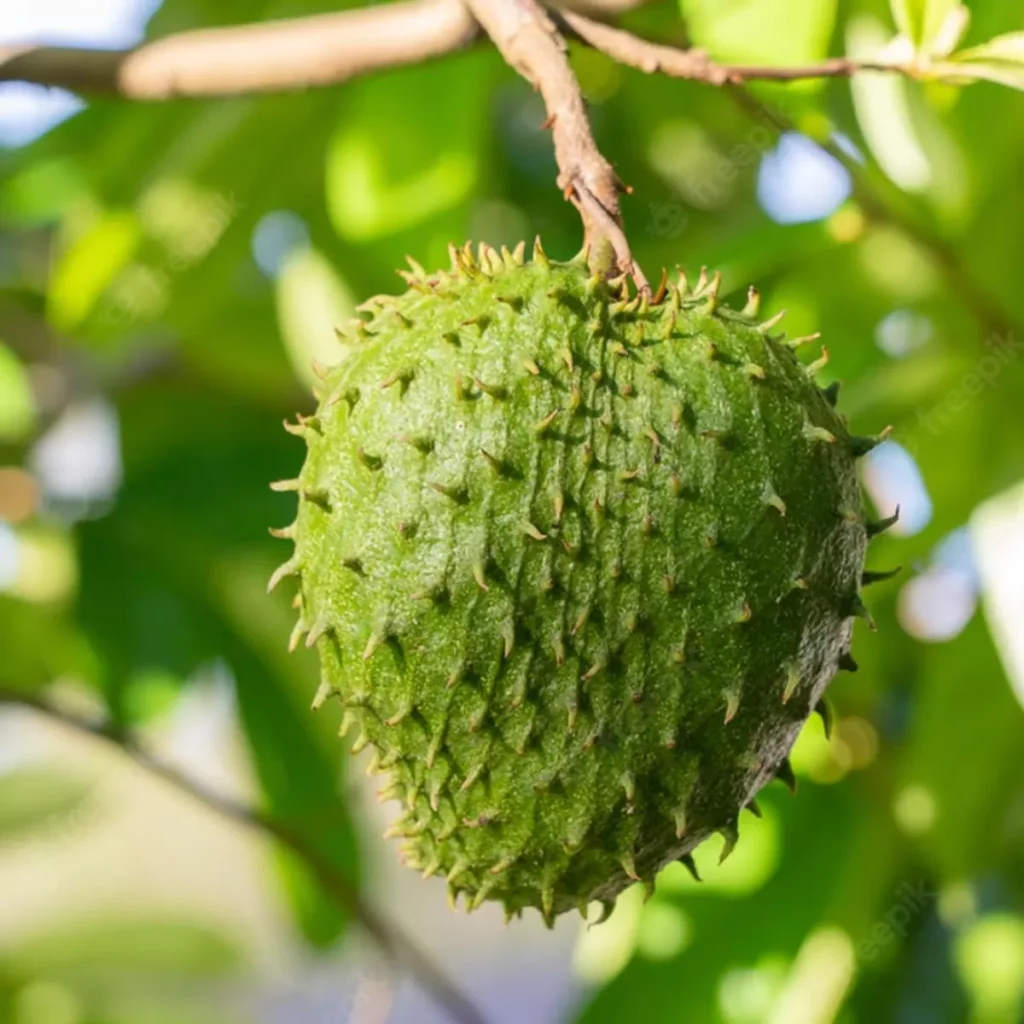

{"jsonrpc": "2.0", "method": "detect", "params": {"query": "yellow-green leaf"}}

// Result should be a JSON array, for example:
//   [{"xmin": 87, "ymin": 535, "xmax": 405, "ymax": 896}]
[
  {"xmin": 942, "ymin": 32, "xmax": 1024, "ymax": 90},
  {"xmin": 0, "ymin": 342, "xmax": 36, "ymax": 441},
  {"xmin": 890, "ymin": 0, "xmax": 964, "ymax": 53},
  {"xmin": 680, "ymin": 0, "xmax": 838, "ymax": 65},
  {"xmin": 275, "ymin": 247, "xmax": 355, "ymax": 386}
]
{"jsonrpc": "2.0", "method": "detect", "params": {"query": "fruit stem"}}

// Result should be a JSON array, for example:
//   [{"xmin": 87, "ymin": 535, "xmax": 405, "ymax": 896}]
[{"xmin": 463, "ymin": 0, "xmax": 649, "ymax": 292}]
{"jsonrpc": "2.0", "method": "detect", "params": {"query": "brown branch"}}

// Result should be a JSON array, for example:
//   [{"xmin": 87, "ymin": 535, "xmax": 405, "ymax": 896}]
[
  {"xmin": 0, "ymin": 0, "xmax": 935, "ymax": 107},
  {"xmin": 558, "ymin": 0, "xmax": 654, "ymax": 15},
  {"xmin": 0, "ymin": 687, "xmax": 488, "ymax": 1024},
  {"xmin": 726, "ymin": 58, "xmax": 906, "ymax": 82},
  {"xmin": 7, "ymin": 0, "xmax": 986, "ymax": 324},
  {"xmin": 0, "ymin": 0, "xmax": 478, "ymax": 99},
  {"xmin": 555, "ymin": 12, "xmax": 1018, "ymax": 344},
  {"xmin": 557, "ymin": 11, "xmax": 909, "ymax": 84},
  {"xmin": 0, "ymin": 0, "xmax": 653, "ymax": 101},
  {"xmin": 0, "ymin": 0, "xmax": 918, "ymax": 288},
  {"xmin": 557, "ymin": 11, "xmax": 730, "ymax": 82},
  {"xmin": 462, "ymin": 0, "xmax": 648, "ymax": 288}
]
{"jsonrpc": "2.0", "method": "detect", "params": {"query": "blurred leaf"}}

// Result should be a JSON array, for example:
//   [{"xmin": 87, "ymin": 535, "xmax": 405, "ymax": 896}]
[
  {"xmin": 75, "ymin": 378, "xmax": 359, "ymax": 948},
  {"xmin": 942, "ymin": 32, "xmax": 1024, "ymax": 90},
  {"xmin": 0, "ymin": 157, "xmax": 87, "ymax": 228},
  {"xmin": 9, "ymin": 919, "xmax": 241, "ymax": 981},
  {"xmin": 679, "ymin": 0, "xmax": 838, "ymax": 65},
  {"xmin": 848, "ymin": 16, "xmax": 934, "ymax": 196},
  {"xmin": 275, "ymin": 247, "xmax": 355, "ymax": 387},
  {"xmin": 902, "ymin": 614, "xmax": 1024, "ymax": 877},
  {"xmin": 328, "ymin": 134, "xmax": 475, "ymax": 242},
  {"xmin": 954, "ymin": 913, "xmax": 1024, "ymax": 1021},
  {"xmin": 890, "ymin": 0, "xmax": 966, "ymax": 54},
  {"xmin": 47, "ymin": 209, "xmax": 141, "ymax": 335},
  {"xmin": 0, "ymin": 977, "xmax": 251, "ymax": 1024},
  {"xmin": 0, "ymin": 597, "xmax": 96, "ymax": 690},
  {"xmin": 0, "ymin": 769, "xmax": 91, "ymax": 845},
  {"xmin": 214, "ymin": 558, "xmax": 360, "ymax": 949},
  {"xmin": 325, "ymin": 57, "xmax": 487, "ymax": 242},
  {"xmin": 577, "ymin": 785, "xmax": 861, "ymax": 1022},
  {"xmin": 956, "ymin": 24, "xmax": 1024, "ymax": 63},
  {"xmin": 0, "ymin": 342, "xmax": 36, "ymax": 441},
  {"xmin": 5, "ymin": 525, "xmax": 79, "ymax": 606}
]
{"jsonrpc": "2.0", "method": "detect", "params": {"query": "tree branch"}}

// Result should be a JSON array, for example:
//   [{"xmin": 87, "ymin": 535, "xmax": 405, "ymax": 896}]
[
  {"xmin": 555, "ymin": 11, "xmax": 1018, "ymax": 345},
  {"xmin": 462, "ymin": 0, "xmax": 647, "ymax": 288},
  {"xmin": 0, "ymin": 687, "xmax": 488, "ymax": 1024},
  {"xmin": 0, "ymin": 0, "xmax": 479, "ymax": 99},
  {"xmin": 0, "ymin": 0, "xmax": 646, "ymax": 286},
  {"xmin": 0, "ymin": 0, "xmax": 654, "ymax": 101},
  {"xmin": 4, "ymin": 0, "xmax": 1001, "ymax": 329},
  {"xmin": 0, "ymin": 0, "xmax": 925, "ymax": 290},
  {"xmin": 562, "ymin": 0, "xmax": 654, "ymax": 14},
  {"xmin": 557, "ymin": 10, "xmax": 909, "ymax": 84}
]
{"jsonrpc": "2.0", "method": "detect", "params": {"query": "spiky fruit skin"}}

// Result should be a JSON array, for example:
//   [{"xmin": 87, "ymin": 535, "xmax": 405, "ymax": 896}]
[{"xmin": 273, "ymin": 245, "xmax": 877, "ymax": 924}]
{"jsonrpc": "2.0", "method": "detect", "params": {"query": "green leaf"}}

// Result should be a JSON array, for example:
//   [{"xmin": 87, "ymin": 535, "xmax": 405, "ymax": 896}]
[
  {"xmin": 942, "ymin": 32, "xmax": 1024, "ymax": 89},
  {"xmin": 75, "ymin": 379, "xmax": 360, "ymax": 948},
  {"xmin": 890, "ymin": 0, "xmax": 966, "ymax": 54},
  {"xmin": 213, "ymin": 558, "xmax": 361, "ymax": 950},
  {"xmin": 900, "ymin": 616, "xmax": 1024, "ymax": 877},
  {"xmin": 0, "ymin": 598, "xmax": 95, "ymax": 691},
  {"xmin": 0, "ymin": 769, "xmax": 92, "ymax": 845},
  {"xmin": 325, "ymin": 55, "xmax": 488, "ymax": 242},
  {"xmin": 0, "ymin": 156, "xmax": 87, "ymax": 228},
  {"xmin": 9, "ymin": 919, "xmax": 241, "ymax": 980},
  {"xmin": 46, "ymin": 209, "xmax": 142, "ymax": 335},
  {"xmin": 679, "ymin": 0, "xmax": 838, "ymax": 65},
  {"xmin": 956, "ymin": 32, "xmax": 1024, "ymax": 63},
  {"xmin": 0, "ymin": 342, "xmax": 36, "ymax": 441},
  {"xmin": 275, "ymin": 247, "xmax": 355, "ymax": 388},
  {"xmin": 576, "ymin": 786, "xmax": 862, "ymax": 1022}
]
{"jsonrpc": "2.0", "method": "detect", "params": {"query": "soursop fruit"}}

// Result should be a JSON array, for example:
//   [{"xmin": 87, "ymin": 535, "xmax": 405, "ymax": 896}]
[{"xmin": 269, "ymin": 241, "xmax": 894, "ymax": 925}]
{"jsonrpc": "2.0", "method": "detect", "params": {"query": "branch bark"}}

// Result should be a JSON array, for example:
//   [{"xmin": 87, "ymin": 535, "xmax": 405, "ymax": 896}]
[
  {"xmin": 557, "ymin": 11, "xmax": 907, "ymax": 84},
  {"xmin": 0, "ymin": 687, "xmax": 488, "ymax": 1024},
  {"xmin": 2, "ymin": 0, "xmax": 993, "ymax": 323},
  {"xmin": 0, "ymin": 0, "xmax": 657, "ymax": 101},
  {"xmin": 463, "ymin": 0, "xmax": 647, "ymax": 287},
  {"xmin": 0, "ymin": 0, "xmax": 478, "ymax": 99},
  {"xmin": 0, "ymin": 0, "xmax": 937, "ymax": 106}
]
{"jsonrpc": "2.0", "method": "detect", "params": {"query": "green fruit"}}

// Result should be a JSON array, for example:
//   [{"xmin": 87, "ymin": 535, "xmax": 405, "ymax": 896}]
[{"xmin": 270, "ymin": 241, "xmax": 892, "ymax": 925}]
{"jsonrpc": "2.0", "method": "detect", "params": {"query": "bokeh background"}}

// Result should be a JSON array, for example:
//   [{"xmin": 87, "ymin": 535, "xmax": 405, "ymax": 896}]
[{"xmin": 3, "ymin": 0, "xmax": 1024, "ymax": 1022}]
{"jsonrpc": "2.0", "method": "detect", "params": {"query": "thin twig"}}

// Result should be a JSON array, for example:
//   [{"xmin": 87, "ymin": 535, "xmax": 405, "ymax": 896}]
[
  {"xmin": 726, "ymin": 58, "xmax": 907, "ymax": 81},
  {"xmin": 463, "ymin": 0, "xmax": 648, "ymax": 288},
  {"xmin": 0, "ymin": 0, "xmax": 478, "ymax": 99},
  {"xmin": 0, "ymin": 687, "xmax": 489, "ymax": 1024},
  {"xmin": 556, "ymin": 11, "xmax": 1017, "ymax": 345},
  {"xmin": 560, "ymin": 0, "xmax": 654, "ymax": 15},
  {"xmin": 3, "ymin": 0, "xmax": 1009, "ymax": 332},
  {"xmin": 556, "ymin": 11, "xmax": 910, "ymax": 84},
  {"xmin": 0, "ymin": 3, "xmax": 917, "ymax": 101},
  {"xmin": 557, "ymin": 11, "xmax": 729, "ymax": 81}
]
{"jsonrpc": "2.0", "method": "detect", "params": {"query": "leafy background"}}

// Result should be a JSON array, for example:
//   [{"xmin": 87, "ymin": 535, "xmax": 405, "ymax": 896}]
[{"xmin": 2, "ymin": 0, "xmax": 1024, "ymax": 1021}]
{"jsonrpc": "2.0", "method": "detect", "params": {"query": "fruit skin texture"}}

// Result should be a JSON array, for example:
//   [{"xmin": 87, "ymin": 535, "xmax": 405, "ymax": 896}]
[{"xmin": 272, "ymin": 242, "xmax": 886, "ymax": 925}]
